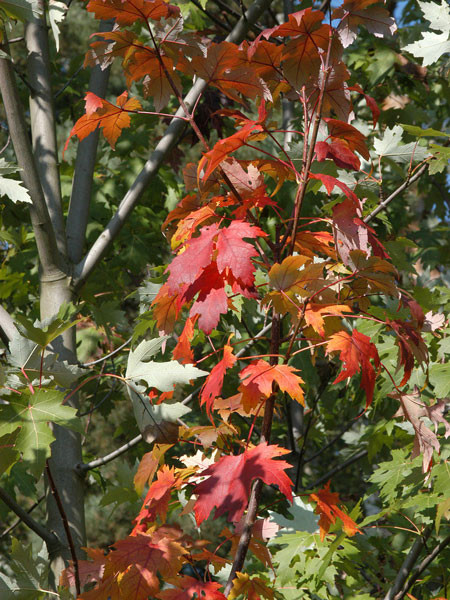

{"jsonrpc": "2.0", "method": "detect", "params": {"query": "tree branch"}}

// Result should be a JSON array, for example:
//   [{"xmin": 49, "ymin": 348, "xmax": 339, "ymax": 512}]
[
  {"xmin": 0, "ymin": 494, "xmax": 45, "ymax": 539},
  {"xmin": 0, "ymin": 40, "xmax": 65, "ymax": 280},
  {"xmin": 25, "ymin": 6, "xmax": 67, "ymax": 258},
  {"xmin": 66, "ymin": 19, "xmax": 113, "ymax": 265},
  {"xmin": 383, "ymin": 526, "xmax": 432, "ymax": 600},
  {"xmin": 75, "ymin": 434, "xmax": 143, "ymax": 473},
  {"xmin": 364, "ymin": 163, "xmax": 429, "ymax": 224},
  {"xmin": 0, "ymin": 486, "xmax": 60, "ymax": 549},
  {"xmin": 390, "ymin": 532, "xmax": 450, "ymax": 600},
  {"xmin": 306, "ymin": 449, "xmax": 368, "ymax": 490},
  {"xmin": 72, "ymin": 0, "xmax": 276, "ymax": 291}
]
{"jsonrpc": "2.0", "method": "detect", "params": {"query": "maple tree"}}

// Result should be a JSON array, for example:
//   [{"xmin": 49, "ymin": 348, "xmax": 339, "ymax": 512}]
[{"xmin": 0, "ymin": 0, "xmax": 449, "ymax": 598}]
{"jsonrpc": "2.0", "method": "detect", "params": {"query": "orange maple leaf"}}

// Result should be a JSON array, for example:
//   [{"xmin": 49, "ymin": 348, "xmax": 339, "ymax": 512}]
[
  {"xmin": 133, "ymin": 444, "xmax": 172, "ymax": 495},
  {"xmin": 199, "ymin": 100, "xmax": 268, "ymax": 180},
  {"xmin": 238, "ymin": 359, "xmax": 304, "ymax": 412},
  {"xmin": 228, "ymin": 571, "xmax": 275, "ymax": 600},
  {"xmin": 309, "ymin": 481, "xmax": 361, "ymax": 541},
  {"xmin": 304, "ymin": 303, "xmax": 353, "ymax": 337},
  {"xmin": 327, "ymin": 329, "xmax": 380, "ymax": 407},
  {"xmin": 133, "ymin": 467, "xmax": 182, "ymax": 532},
  {"xmin": 172, "ymin": 316, "xmax": 196, "ymax": 364},
  {"xmin": 152, "ymin": 282, "xmax": 183, "ymax": 334},
  {"xmin": 64, "ymin": 91, "xmax": 141, "ymax": 155}
]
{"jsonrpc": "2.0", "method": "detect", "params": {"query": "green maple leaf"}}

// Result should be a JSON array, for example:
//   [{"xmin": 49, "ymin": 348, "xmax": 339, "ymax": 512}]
[
  {"xmin": 0, "ymin": 389, "xmax": 82, "ymax": 477},
  {"xmin": 126, "ymin": 337, "xmax": 207, "ymax": 392},
  {"xmin": 126, "ymin": 338, "xmax": 207, "ymax": 438},
  {"xmin": 403, "ymin": 0, "xmax": 450, "ymax": 66},
  {"xmin": 374, "ymin": 126, "xmax": 430, "ymax": 163}
]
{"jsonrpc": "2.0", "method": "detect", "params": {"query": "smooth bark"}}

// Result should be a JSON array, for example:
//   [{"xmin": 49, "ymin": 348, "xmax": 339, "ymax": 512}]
[
  {"xmin": 25, "ymin": 6, "xmax": 67, "ymax": 258},
  {"xmin": 66, "ymin": 19, "xmax": 113, "ymax": 264}
]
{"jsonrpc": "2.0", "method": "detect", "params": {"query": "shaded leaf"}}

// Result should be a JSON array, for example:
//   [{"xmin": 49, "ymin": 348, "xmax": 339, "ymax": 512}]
[{"xmin": 392, "ymin": 388, "xmax": 450, "ymax": 472}]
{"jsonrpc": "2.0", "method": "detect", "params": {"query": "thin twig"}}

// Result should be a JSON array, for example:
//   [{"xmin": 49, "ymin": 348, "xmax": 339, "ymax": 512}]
[
  {"xmin": 189, "ymin": 0, "xmax": 233, "ymax": 31},
  {"xmin": 302, "ymin": 415, "xmax": 361, "ymax": 464},
  {"xmin": 0, "ymin": 494, "xmax": 45, "ymax": 539},
  {"xmin": 305, "ymin": 449, "xmax": 368, "ymax": 490},
  {"xmin": 80, "ymin": 336, "xmax": 132, "ymax": 367},
  {"xmin": 45, "ymin": 462, "xmax": 81, "ymax": 596},
  {"xmin": 364, "ymin": 163, "xmax": 428, "ymax": 224},
  {"xmin": 0, "ymin": 487, "xmax": 58, "ymax": 547}
]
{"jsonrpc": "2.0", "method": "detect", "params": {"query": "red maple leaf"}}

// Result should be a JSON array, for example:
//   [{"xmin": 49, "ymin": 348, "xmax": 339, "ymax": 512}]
[
  {"xmin": 315, "ymin": 140, "xmax": 361, "ymax": 170},
  {"xmin": 327, "ymin": 329, "xmax": 380, "ymax": 407},
  {"xmin": 157, "ymin": 575, "xmax": 227, "ymax": 599},
  {"xmin": 86, "ymin": 0, "xmax": 180, "ymax": 25},
  {"xmin": 309, "ymin": 172, "xmax": 358, "ymax": 204},
  {"xmin": 238, "ymin": 359, "xmax": 304, "ymax": 411},
  {"xmin": 332, "ymin": 198, "xmax": 370, "ymax": 266},
  {"xmin": 387, "ymin": 319, "xmax": 428, "ymax": 386},
  {"xmin": 264, "ymin": 8, "xmax": 330, "ymax": 90},
  {"xmin": 324, "ymin": 118, "xmax": 370, "ymax": 160},
  {"xmin": 349, "ymin": 83, "xmax": 380, "ymax": 127},
  {"xmin": 194, "ymin": 443, "xmax": 293, "ymax": 524},
  {"xmin": 332, "ymin": 0, "xmax": 397, "ymax": 48},
  {"xmin": 309, "ymin": 481, "xmax": 361, "ymax": 540},
  {"xmin": 164, "ymin": 221, "xmax": 264, "ymax": 333},
  {"xmin": 199, "ymin": 100, "xmax": 268, "ymax": 180},
  {"xmin": 166, "ymin": 223, "xmax": 219, "ymax": 293},
  {"xmin": 200, "ymin": 343, "xmax": 237, "ymax": 416},
  {"xmin": 64, "ymin": 91, "xmax": 141, "ymax": 155}
]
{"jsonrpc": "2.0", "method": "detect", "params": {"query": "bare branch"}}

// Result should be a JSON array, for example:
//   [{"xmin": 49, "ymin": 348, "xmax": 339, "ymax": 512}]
[
  {"xmin": 364, "ymin": 163, "xmax": 429, "ymax": 224},
  {"xmin": 72, "ymin": 0, "xmax": 276, "ymax": 291},
  {"xmin": 0, "ymin": 486, "xmax": 60, "ymax": 549},
  {"xmin": 75, "ymin": 434, "xmax": 142, "ymax": 473},
  {"xmin": 0, "ymin": 41, "xmax": 65, "ymax": 280},
  {"xmin": 66, "ymin": 19, "xmax": 113, "ymax": 265},
  {"xmin": 25, "ymin": 7, "xmax": 67, "ymax": 257}
]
